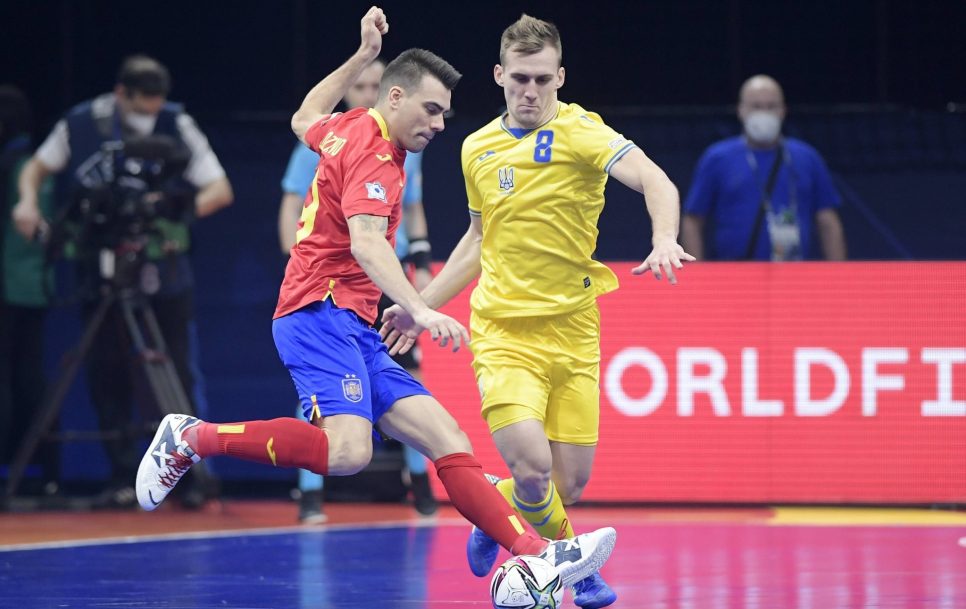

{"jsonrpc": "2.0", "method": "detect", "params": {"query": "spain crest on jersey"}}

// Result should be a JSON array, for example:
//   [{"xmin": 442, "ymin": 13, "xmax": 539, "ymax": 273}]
[{"xmin": 342, "ymin": 377, "xmax": 363, "ymax": 402}]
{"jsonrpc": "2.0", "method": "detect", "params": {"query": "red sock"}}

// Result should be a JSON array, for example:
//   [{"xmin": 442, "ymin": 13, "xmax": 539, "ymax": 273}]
[
  {"xmin": 185, "ymin": 418, "xmax": 329, "ymax": 475},
  {"xmin": 434, "ymin": 453, "xmax": 548, "ymax": 556}
]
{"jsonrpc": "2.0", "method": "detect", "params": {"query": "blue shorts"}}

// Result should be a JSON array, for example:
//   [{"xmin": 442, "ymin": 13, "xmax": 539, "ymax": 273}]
[{"xmin": 272, "ymin": 299, "xmax": 431, "ymax": 425}]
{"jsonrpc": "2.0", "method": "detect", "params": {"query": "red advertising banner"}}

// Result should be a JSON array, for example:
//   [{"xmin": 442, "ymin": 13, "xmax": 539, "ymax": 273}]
[{"xmin": 421, "ymin": 262, "xmax": 966, "ymax": 504}]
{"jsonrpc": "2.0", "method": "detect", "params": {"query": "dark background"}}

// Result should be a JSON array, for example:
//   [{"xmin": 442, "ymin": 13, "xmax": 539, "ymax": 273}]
[
  {"xmin": 2, "ymin": 0, "xmax": 964, "ymax": 487},
  {"xmin": 4, "ymin": 0, "xmax": 965, "ymax": 261},
  {"xmin": 4, "ymin": 0, "xmax": 966, "ymax": 122}
]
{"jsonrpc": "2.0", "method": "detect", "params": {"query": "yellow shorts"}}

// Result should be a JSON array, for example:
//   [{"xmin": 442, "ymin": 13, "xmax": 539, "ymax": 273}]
[{"xmin": 470, "ymin": 304, "xmax": 601, "ymax": 445}]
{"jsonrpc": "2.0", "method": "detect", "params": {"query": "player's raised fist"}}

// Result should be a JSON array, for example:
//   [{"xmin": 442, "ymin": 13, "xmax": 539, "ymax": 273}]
[{"xmin": 359, "ymin": 6, "xmax": 388, "ymax": 59}]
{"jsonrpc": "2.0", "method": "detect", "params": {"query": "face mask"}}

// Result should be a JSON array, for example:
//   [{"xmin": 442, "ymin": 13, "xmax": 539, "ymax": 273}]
[
  {"xmin": 743, "ymin": 111, "xmax": 782, "ymax": 144},
  {"xmin": 123, "ymin": 111, "xmax": 157, "ymax": 135}
]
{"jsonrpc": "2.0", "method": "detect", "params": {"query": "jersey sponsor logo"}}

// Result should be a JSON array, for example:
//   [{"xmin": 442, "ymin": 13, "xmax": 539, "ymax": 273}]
[
  {"xmin": 477, "ymin": 150, "xmax": 496, "ymax": 162},
  {"xmin": 320, "ymin": 131, "xmax": 347, "ymax": 156},
  {"xmin": 365, "ymin": 181, "xmax": 388, "ymax": 202},
  {"xmin": 376, "ymin": 153, "xmax": 392, "ymax": 162},
  {"xmin": 342, "ymin": 375, "xmax": 363, "ymax": 402},
  {"xmin": 498, "ymin": 166, "xmax": 515, "ymax": 193}
]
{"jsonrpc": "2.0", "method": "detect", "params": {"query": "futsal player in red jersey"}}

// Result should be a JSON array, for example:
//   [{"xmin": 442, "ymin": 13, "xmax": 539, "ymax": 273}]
[{"xmin": 135, "ymin": 6, "xmax": 615, "ymax": 586}]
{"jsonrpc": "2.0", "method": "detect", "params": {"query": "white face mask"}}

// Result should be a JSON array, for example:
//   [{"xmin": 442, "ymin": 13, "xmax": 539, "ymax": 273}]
[
  {"xmin": 743, "ymin": 111, "xmax": 782, "ymax": 144},
  {"xmin": 123, "ymin": 111, "xmax": 157, "ymax": 135}
]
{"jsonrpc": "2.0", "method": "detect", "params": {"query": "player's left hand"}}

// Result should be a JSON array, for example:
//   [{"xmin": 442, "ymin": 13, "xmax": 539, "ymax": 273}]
[{"xmin": 632, "ymin": 237, "xmax": 695, "ymax": 284}]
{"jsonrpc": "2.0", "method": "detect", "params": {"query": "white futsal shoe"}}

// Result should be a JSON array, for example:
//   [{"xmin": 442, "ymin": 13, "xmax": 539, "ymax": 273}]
[
  {"xmin": 136, "ymin": 414, "xmax": 202, "ymax": 511},
  {"xmin": 536, "ymin": 526, "xmax": 617, "ymax": 587}
]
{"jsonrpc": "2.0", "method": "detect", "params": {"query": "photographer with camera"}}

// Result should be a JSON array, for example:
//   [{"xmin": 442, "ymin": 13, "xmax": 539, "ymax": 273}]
[{"xmin": 10, "ymin": 55, "xmax": 233, "ymax": 508}]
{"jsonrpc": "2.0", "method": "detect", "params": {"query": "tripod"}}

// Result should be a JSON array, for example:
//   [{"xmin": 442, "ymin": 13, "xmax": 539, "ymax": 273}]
[{"xmin": 4, "ymin": 279, "xmax": 214, "ymax": 499}]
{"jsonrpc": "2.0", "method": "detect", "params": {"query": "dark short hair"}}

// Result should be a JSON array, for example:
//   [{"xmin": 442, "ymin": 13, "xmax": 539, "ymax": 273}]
[
  {"xmin": 0, "ymin": 84, "xmax": 31, "ymax": 145},
  {"xmin": 116, "ymin": 55, "xmax": 171, "ymax": 97},
  {"xmin": 380, "ymin": 49, "xmax": 461, "ymax": 99}
]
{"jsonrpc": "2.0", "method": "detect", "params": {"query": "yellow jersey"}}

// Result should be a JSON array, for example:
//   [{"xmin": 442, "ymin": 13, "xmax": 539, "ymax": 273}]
[{"xmin": 462, "ymin": 101, "xmax": 637, "ymax": 318}]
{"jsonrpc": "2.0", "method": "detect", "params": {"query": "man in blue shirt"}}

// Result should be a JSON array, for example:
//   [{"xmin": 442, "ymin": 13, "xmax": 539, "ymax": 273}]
[
  {"xmin": 682, "ymin": 75, "xmax": 846, "ymax": 261},
  {"xmin": 277, "ymin": 58, "xmax": 438, "ymax": 521}
]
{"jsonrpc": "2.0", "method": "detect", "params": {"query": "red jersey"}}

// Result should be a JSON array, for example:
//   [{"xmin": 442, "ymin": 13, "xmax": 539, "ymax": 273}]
[{"xmin": 274, "ymin": 107, "xmax": 406, "ymax": 323}]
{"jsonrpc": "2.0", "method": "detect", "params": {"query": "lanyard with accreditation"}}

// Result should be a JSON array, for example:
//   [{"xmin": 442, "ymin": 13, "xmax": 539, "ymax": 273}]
[{"xmin": 744, "ymin": 140, "xmax": 801, "ymax": 261}]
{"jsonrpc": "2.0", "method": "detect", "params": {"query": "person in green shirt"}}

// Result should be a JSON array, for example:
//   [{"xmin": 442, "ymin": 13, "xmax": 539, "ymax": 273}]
[{"xmin": 0, "ymin": 84, "xmax": 58, "ymax": 495}]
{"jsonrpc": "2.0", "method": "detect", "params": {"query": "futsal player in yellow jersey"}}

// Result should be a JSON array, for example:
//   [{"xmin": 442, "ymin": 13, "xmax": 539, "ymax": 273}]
[{"xmin": 381, "ymin": 14, "xmax": 694, "ymax": 608}]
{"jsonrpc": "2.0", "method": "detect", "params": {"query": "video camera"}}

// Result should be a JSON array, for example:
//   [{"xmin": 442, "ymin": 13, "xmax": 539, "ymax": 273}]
[{"xmin": 52, "ymin": 135, "xmax": 193, "ymax": 291}]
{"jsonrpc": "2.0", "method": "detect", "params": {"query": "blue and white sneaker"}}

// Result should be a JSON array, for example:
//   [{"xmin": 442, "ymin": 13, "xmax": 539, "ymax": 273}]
[
  {"xmin": 136, "ymin": 414, "xmax": 202, "ymax": 511},
  {"xmin": 467, "ymin": 526, "xmax": 501, "ymax": 576},
  {"xmin": 572, "ymin": 571, "xmax": 618, "ymax": 608},
  {"xmin": 537, "ymin": 527, "xmax": 617, "ymax": 588}
]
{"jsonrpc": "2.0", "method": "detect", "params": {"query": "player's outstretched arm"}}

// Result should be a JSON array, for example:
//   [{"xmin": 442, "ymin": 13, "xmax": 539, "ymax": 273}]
[
  {"xmin": 380, "ymin": 215, "xmax": 481, "ymax": 355},
  {"xmin": 291, "ymin": 6, "xmax": 388, "ymax": 143},
  {"xmin": 420, "ymin": 214, "xmax": 483, "ymax": 309},
  {"xmin": 381, "ymin": 215, "xmax": 480, "ymax": 356},
  {"xmin": 610, "ymin": 147, "xmax": 695, "ymax": 284},
  {"xmin": 348, "ymin": 214, "xmax": 469, "ymax": 353}
]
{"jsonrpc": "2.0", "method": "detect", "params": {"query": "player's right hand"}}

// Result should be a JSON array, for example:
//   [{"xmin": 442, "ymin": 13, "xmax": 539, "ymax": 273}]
[{"xmin": 359, "ymin": 6, "xmax": 388, "ymax": 60}]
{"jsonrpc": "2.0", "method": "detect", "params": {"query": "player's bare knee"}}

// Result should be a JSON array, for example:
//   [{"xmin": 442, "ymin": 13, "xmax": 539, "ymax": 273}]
[
  {"xmin": 510, "ymin": 466, "xmax": 552, "ymax": 502},
  {"xmin": 327, "ymin": 438, "xmax": 372, "ymax": 475}
]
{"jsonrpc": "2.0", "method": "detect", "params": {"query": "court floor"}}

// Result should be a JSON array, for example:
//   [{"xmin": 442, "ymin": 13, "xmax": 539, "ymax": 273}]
[{"xmin": 1, "ymin": 502, "xmax": 965, "ymax": 608}]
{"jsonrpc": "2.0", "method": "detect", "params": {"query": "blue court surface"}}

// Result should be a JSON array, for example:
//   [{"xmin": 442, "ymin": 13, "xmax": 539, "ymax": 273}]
[{"xmin": 2, "ymin": 506, "xmax": 966, "ymax": 608}]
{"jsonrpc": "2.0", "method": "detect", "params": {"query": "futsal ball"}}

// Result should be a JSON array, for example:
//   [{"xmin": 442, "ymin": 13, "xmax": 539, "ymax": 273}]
[{"xmin": 490, "ymin": 555, "xmax": 564, "ymax": 609}]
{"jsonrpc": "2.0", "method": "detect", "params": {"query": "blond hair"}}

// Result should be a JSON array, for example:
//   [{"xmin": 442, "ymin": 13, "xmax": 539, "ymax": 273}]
[{"xmin": 499, "ymin": 14, "xmax": 562, "ymax": 65}]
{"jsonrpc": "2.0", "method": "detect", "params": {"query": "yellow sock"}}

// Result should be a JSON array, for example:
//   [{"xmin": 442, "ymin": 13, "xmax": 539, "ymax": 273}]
[{"xmin": 496, "ymin": 478, "xmax": 575, "ymax": 539}]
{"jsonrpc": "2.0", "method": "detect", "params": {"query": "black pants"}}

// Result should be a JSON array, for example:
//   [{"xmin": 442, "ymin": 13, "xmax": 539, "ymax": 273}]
[
  {"xmin": 82, "ymin": 290, "xmax": 195, "ymax": 485},
  {"xmin": 0, "ymin": 303, "xmax": 59, "ymax": 486}
]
